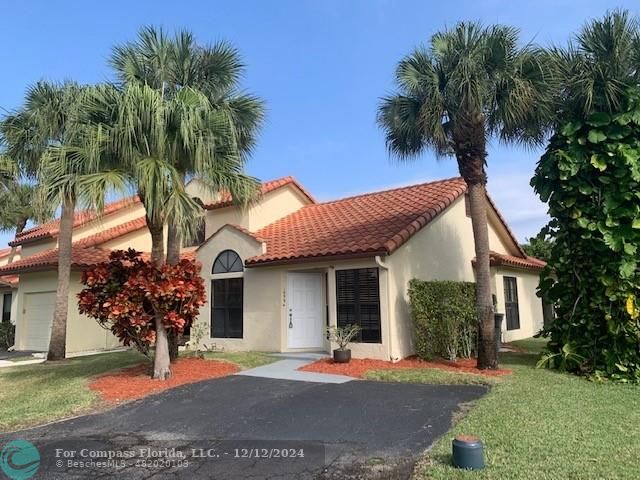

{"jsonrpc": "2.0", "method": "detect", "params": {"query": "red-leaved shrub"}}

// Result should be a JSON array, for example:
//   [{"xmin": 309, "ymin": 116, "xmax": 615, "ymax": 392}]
[{"xmin": 78, "ymin": 249, "xmax": 206, "ymax": 355}]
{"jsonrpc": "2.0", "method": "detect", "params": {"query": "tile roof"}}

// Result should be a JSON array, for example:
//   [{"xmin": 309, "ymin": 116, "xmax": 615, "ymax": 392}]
[
  {"xmin": 10, "ymin": 195, "xmax": 141, "ymax": 246},
  {"xmin": 74, "ymin": 217, "xmax": 147, "ymax": 248},
  {"xmin": 486, "ymin": 251, "xmax": 547, "ymax": 271},
  {"xmin": 0, "ymin": 275, "xmax": 19, "ymax": 287},
  {"xmin": 0, "ymin": 245, "xmax": 114, "ymax": 275},
  {"xmin": 245, "ymin": 177, "xmax": 468, "ymax": 266},
  {"xmin": 203, "ymin": 176, "xmax": 316, "ymax": 210}
]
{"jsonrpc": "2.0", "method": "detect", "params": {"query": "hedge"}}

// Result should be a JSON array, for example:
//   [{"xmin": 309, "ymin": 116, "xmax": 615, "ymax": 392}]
[{"xmin": 408, "ymin": 279, "xmax": 477, "ymax": 361}]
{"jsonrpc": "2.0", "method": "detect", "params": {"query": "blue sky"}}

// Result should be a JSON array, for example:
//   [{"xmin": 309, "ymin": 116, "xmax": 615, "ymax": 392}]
[{"xmin": 0, "ymin": 0, "xmax": 636, "ymax": 247}]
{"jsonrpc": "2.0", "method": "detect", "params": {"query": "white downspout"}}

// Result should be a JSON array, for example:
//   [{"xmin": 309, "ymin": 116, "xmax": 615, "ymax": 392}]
[{"xmin": 375, "ymin": 255, "xmax": 394, "ymax": 361}]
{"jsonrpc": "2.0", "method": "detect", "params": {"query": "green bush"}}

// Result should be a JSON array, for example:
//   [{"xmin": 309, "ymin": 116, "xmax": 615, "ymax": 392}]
[
  {"xmin": 532, "ymin": 89, "xmax": 640, "ymax": 382},
  {"xmin": 408, "ymin": 280, "xmax": 477, "ymax": 361},
  {"xmin": 0, "ymin": 322, "xmax": 15, "ymax": 350}
]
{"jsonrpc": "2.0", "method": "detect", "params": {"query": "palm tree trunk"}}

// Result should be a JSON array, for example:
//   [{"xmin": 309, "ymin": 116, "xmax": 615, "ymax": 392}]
[
  {"xmin": 147, "ymin": 216, "xmax": 171, "ymax": 379},
  {"xmin": 166, "ymin": 220, "xmax": 181, "ymax": 362},
  {"xmin": 7, "ymin": 218, "xmax": 27, "ymax": 264},
  {"xmin": 47, "ymin": 194, "xmax": 75, "ymax": 361},
  {"xmin": 454, "ymin": 117, "xmax": 497, "ymax": 370},
  {"xmin": 467, "ymin": 182, "xmax": 497, "ymax": 369}
]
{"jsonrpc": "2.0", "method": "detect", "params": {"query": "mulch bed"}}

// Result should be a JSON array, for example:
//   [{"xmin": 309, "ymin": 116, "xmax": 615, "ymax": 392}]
[
  {"xmin": 299, "ymin": 356, "xmax": 512, "ymax": 379},
  {"xmin": 89, "ymin": 358, "xmax": 239, "ymax": 402}
]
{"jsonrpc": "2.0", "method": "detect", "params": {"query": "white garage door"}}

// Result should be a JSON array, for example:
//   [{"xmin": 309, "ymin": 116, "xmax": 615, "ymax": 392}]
[{"xmin": 23, "ymin": 292, "xmax": 55, "ymax": 351}]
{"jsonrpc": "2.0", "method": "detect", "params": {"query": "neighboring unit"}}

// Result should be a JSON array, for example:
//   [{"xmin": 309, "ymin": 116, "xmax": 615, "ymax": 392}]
[{"xmin": 0, "ymin": 176, "xmax": 546, "ymax": 359}]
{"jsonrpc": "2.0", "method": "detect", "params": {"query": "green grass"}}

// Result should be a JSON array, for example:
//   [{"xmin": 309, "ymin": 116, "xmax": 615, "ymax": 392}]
[
  {"xmin": 201, "ymin": 351, "xmax": 277, "ymax": 369},
  {"xmin": 403, "ymin": 349, "xmax": 640, "ymax": 479},
  {"xmin": 364, "ymin": 368, "xmax": 501, "ymax": 386},
  {"xmin": 0, "ymin": 350, "xmax": 146, "ymax": 432},
  {"xmin": 508, "ymin": 336, "xmax": 548, "ymax": 354}
]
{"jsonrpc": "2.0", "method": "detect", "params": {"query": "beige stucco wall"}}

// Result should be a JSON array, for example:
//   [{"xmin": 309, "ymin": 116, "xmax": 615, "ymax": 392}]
[
  {"xmin": 196, "ymin": 227, "xmax": 392, "ymax": 359},
  {"xmin": 13, "ymin": 270, "xmax": 121, "ymax": 355},
  {"xmin": 67, "ymin": 203, "xmax": 147, "ymax": 245},
  {"xmin": 100, "ymin": 229, "xmax": 153, "ymax": 251},
  {"xmin": 20, "ymin": 240, "xmax": 56, "ymax": 258},
  {"xmin": 0, "ymin": 251, "xmax": 20, "ymax": 266},
  {"xmin": 203, "ymin": 185, "xmax": 312, "ymax": 239},
  {"xmin": 494, "ymin": 267, "xmax": 544, "ymax": 342},
  {"xmin": 385, "ymin": 196, "xmax": 542, "ymax": 359}
]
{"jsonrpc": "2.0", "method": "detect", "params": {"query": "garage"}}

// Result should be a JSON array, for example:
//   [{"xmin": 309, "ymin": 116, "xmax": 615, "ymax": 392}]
[{"xmin": 22, "ymin": 291, "xmax": 55, "ymax": 351}]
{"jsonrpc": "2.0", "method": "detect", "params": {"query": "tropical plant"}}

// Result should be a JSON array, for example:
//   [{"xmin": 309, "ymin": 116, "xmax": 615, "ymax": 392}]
[
  {"xmin": 532, "ymin": 90, "xmax": 640, "ymax": 381},
  {"xmin": 1, "ymin": 81, "xmax": 122, "ymax": 361},
  {"xmin": 108, "ymin": 26, "xmax": 264, "ymax": 360},
  {"xmin": 78, "ymin": 249, "xmax": 205, "ymax": 358},
  {"xmin": 378, "ymin": 22, "xmax": 555, "ymax": 368},
  {"xmin": 521, "ymin": 228, "xmax": 553, "ymax": 262},
  {"xmin": 550, "ymin": 9, "xmax": 640, "ymax": 119},
  {"xmin": 326, "ymin": 324, "xmax": 362, "ymax": 351}
]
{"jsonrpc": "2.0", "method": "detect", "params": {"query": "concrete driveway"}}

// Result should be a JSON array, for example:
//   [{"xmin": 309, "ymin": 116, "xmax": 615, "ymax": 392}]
[{"xmin": 0, "ymin": 376, "xmax": 486, "ymax": 479}]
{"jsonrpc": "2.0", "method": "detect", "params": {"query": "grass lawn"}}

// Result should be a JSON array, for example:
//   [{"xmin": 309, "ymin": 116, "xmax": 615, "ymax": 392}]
[
  {"xmin": 364, "ymin": 368, "xmax": 501, "ymax": 386},
  {"xmin": 0, "ymin": 349, "xmax": 273, "ymax": 433},
  {"xmin": 0, "ymin": 350, "xmax": 146, "ymax": 432},
  {"xmin": 370, "ymin": 344, "xmax": 640, "ymax": 479},
  {"xmin": 201, "ymin": 351, "xmax": 277, "ymax": 369}
]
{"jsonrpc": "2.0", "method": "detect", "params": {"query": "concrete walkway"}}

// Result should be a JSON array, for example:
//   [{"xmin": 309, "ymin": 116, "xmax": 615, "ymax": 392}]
[{"xmin": 236, "ymin": 352, "xmax": 354, "ymax": 384}]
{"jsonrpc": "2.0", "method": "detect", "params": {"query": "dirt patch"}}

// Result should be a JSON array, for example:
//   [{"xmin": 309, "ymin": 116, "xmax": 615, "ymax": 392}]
[
  {"xmin": 299, "ymin": 357, "xmax": 511, "ymax": 378},
  {"xmin": 90, "ymin": 358, "xmax": 239, "ymax": 402}
]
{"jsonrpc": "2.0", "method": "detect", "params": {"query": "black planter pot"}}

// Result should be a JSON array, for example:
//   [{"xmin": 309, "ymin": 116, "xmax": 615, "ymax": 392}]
[{"xmin": 333, "ymin": 348, "xmax": 351, "ymax": 363}]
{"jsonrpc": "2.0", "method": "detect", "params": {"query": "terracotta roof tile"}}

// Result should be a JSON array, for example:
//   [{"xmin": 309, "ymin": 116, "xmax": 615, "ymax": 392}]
[
  {"xmin": 10, "ymin": 195, "xmax": 141, "ymax": 246},
  {"xmin": 74, "ymin": 217, "xmax": 147, "ymax": 248},
  {"xmin": 0, "ymin": 245, "xmax": 114, "ymax": 274},
  {"xmin": 472, "ymin": 251, "xmax": 546, "ymax": 271},
  {"xmin": 203, "ymin": 176, "xmax": 315, "ymax": 210},
  {"xmin": 0, "ymin": 275, "xmax": 19, "ymax": 287},
  {"xmin": 246, "ymin": 177, "xmax": 468, "ymax": 266}
]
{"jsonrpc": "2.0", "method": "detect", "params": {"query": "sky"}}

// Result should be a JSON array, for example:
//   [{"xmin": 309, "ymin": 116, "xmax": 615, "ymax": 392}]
[{"xmin": 0, "ymin": 0, "xmax": 637, "ymax": 247}]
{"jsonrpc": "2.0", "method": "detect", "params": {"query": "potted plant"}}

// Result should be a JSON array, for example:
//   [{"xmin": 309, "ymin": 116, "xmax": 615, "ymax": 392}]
[{"xmin": 326, "ymin": 324, "xmax": 361, "ymax": 363}]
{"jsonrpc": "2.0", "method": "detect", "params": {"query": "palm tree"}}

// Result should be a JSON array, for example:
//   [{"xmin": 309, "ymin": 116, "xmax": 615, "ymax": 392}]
[
  {"xmin": 2, "ymin": 81, "xmax": 121, "ymax": 361},
  {"xmin": 0, "ymin": 182, "xmax": 51, "ymax": 263},
  {"xmin": 378, "ymin": 22, "xmax": 555, "ymax": 369},
  {"xmin": 552, "ymin": 9, "xmax": 640, "ymax": 117},
  {"xmin": 108, "ymin": 26, "xmax": 264, "ymax": 362},
  {"xmin": 110, "ymin": 26, "xmax": 264, "ymax": 265},
  {"xmin": 85, "ymin": 78, "xmax": 259, "ymax": 378}
]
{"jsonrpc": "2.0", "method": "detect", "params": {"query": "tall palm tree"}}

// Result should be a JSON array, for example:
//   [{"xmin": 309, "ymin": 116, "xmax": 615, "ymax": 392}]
[
  {"xmin": 2, "ymin": 81, "xmax": 121, "ymax": 361},
  {"xmin": 110, "ymin": 26, "xmax": 264, "ymax": 265},
  {"xmin": 85, "ymin": 79, "xmax": 258, "ymax": 378},
  {"xmin": 378, "ymin": 22, "xmax": 555, "ymax": 369},
  {"xmin": 109, "ymin": 26, "xmax": 264, "ymax": 361}
]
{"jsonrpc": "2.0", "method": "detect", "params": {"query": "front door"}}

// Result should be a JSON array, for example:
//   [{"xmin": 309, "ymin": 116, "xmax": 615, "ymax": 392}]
[{"xmin": 287, "ymin": 272, "xmax": 324, "ymax": 349}]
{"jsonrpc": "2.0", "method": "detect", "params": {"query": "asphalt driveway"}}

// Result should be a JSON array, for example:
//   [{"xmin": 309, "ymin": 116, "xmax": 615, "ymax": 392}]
[{"xmin": 0, "ymin": 376, "xmax": 486, "ymax": 479}]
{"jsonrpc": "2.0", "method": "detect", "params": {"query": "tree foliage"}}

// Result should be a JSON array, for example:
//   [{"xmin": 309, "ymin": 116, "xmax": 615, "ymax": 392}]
[
  {"xmin": 521, "ymin": 229, "xmax": 553, "ymax": 262},
  {"xmin": 532, "ymin": 89, "xmax": 640, "ymax": 382},
  {"xmin": 78, "ymin": 249, "xmax": 206, "ymax": 356}
]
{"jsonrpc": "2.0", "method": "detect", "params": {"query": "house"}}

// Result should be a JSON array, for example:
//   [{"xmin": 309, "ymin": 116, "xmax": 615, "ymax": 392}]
[
  {"xmin": 0, "ymin": 176, "xmax": 546, "ymax": 360},
  {"xmin": 0, "ymin": 248, "xmax": 20, "ymax": 329}
]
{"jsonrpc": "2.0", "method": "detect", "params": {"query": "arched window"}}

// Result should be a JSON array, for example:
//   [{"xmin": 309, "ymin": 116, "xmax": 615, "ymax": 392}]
[
  {"xmin": 211, "ymin": 250, "xmax": 243, "ymax": 339},
  {"xmin": 212, "ymin": 250, "xmax": 243, "ymax": 274}
]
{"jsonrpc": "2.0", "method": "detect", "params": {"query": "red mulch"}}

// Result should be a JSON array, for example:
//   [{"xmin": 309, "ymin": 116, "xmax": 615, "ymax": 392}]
[
  {"xmin": 299, "ymin": 356, "xmax": 511, "ymax": 379},
  {"xmin": 89, "ymin": 358, "xmax": 239, "ymax": 402}
]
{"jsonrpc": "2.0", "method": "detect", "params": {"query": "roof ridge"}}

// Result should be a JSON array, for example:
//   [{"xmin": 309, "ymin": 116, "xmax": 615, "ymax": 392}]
[{"xmin": 308, "ymin": 176, "xmax": 465, "ymax": 208}]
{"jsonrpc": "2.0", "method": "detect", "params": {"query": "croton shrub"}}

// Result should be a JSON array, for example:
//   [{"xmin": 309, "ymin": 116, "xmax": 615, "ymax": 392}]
[
  {"xmin": 408, "ymin": 279, "xmax": 477, "ymax": 361},
  {"xmin": 78, "ymin": 249, "xmax": 206, "ymax": 356},
  {"xmin": 532, "ymin": 89, "xmax": 640, "ymax": 382}
]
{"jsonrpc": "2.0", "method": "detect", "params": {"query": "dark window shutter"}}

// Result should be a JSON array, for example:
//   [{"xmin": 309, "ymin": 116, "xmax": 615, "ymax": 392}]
[
  {"xmin": 336, "ymin": 268, "xmax": 381, "ymax": 343},
  {"xmin": 503, "ymin": 276, "xmax": 520, "ymax": 330}
]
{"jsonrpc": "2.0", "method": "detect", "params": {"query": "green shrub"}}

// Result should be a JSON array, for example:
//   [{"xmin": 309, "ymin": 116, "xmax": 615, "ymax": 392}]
[
  {"xmin": 0, "ymin": 322, "xmax": 15, "ymax": 349},
  {"xmin": 408, "ymin": 280, "xmax": 477, "ymax": 361},
  {"xmin": 532, "ymin": 89, "xmax": 640, "ymax": 382}
]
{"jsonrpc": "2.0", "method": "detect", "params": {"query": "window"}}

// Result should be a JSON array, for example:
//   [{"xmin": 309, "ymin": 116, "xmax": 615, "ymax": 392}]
[
  {"xmin": 211, "ymin": 277, "xmax": 243, "ymax": 338},
  {"xmin": 2, "ymin": 294, "xmax": 11, "ymax": 323},
  {"xmin": 185, "ymin": 219, "xmax": 206, "ymax": 247},
  {"xmin": 503, "ymin": 276, "xmax": 520, "ymax": 330},
  {"xmin": 336, "ymin": 268, "xmax": 381, "ymax": 343},
  {"xmin": 212, "ymin": 250, "xmax": 243, "ymax": 274},
  {"xmin": 211, "ymin": 250, "xmax": 243, "ymax": 338}
]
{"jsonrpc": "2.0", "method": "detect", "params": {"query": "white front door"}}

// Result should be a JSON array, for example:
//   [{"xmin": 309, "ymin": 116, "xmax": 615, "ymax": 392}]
[{"xmin": 287, "ymin": 272, "xmax": 324, "ymax": 349}]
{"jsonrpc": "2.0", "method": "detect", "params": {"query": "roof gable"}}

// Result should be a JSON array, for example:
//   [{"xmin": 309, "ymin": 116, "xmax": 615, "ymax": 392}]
[{"xmin": 246, "ymin": 177, "xmax": 467, "ymax": 266}]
